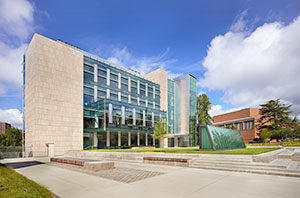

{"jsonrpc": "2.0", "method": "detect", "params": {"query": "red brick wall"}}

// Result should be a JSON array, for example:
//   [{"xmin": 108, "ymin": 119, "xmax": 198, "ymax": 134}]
[{"xmin": 212, "ymin": 108, "xmax": 261, "ymax": 143}]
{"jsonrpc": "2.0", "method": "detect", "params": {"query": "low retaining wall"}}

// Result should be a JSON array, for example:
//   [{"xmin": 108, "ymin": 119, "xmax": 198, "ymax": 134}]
[
  {"xmin": 51, "ymin": 157, "xmax": 115, "ymax": 171},
  {"xmin": 252, "ymin": 148, "xmax": 285, "ymax": 163},
  {"xmin": 143, "ymin": 156, "xmax": 192, "ymax": 167}
]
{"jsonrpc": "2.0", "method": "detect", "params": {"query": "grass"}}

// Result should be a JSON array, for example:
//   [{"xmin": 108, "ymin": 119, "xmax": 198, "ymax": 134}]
[
  {"xmin": 247, "ymin": 141, "xmax": 300, "ymax": 147},
  {"xmin": 0, "ymin": 163, "xmax": 53, "ymax": 198},
  {"xmin": 86, "ymin": 147, "xmax": 281, "ymax": 155}
]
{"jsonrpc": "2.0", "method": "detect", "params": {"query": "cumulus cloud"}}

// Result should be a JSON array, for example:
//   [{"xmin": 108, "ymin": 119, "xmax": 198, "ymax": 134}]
[
  {"xmin": 106, "ymin": 46, "xmax": 177, "ymax": 75},
  {"xmin": 0, "ymin": 0, "xmax": 34, "ymax": 41},
  {"xmin": 0, "ymin": 108, "xmax": 23, "ymax": 129},
  {"xmin": 0, "ymin": 0, "xmax": 34, "ymax": 95},
  {"xmin": 209, "ymin": 105, "xmax": 243, "ymax": 117},
  {"xmin": 200, "ymin": 15, "xmax": 300, "ymax": 116}
]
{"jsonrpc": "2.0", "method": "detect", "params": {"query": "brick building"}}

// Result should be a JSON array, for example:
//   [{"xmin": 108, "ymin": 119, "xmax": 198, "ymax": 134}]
[
  {"xmin": 0, "ymin": 122, "xmax": 11, "ymax": 134},
  {"xmin": 212, "ymin": 108, "xmax": 260, "ymax": 143}
]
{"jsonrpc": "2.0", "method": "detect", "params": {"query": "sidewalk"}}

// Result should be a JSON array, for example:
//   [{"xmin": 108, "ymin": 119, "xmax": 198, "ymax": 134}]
[{"xmin": 1, "ymin": 157, "xmax": 300, "ymax": 198}]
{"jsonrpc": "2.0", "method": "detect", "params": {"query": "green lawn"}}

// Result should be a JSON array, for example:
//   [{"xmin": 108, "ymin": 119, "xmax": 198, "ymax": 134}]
[
  {"xmin": 0, "ymin": 163, "xmax": 53, "ymax": 198},
  {"xmin": 86, "ymin": 147, "xmax": 280, "ymax": 155},
  {"xmin": 247, "ymin": 141, "xmax": 300, "ymax": 147}
]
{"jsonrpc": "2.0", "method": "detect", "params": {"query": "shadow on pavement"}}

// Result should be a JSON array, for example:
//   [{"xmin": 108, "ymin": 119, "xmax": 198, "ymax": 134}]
[{"xmin": 4, "ymin": 161, "xmax": 44, "ymax": 169}]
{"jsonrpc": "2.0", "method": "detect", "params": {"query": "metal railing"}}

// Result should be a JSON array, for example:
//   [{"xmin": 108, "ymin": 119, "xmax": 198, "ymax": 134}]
[{"xmin": 0, "ymin": 146, "xmax": 22, "ymax": 159}]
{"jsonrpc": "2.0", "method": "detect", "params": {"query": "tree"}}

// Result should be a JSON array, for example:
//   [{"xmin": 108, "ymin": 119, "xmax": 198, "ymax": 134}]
[
  {"xmin": 293, "ymin": 126, "xmax": 300, "ymax": 140},
  {"xmin": 256, "ymin": 99, "xmax": 293, "ymax": 141},
  {"xmin": 152, "ymin": 120, "xmax": 167, "ymax": 150},
  {"xmin": 0, "ymin": 127, "xmax": 22, "ymax": 146},
  {"xmin": 196, "ymin": 94, "xmax": 213, "ymax": 126},
  {"xmin": 259, "ymin": 129, "xmax": 273, "ymax": 143},
  {"xmin": 224, "ymin": 125, "xmax": 237, "ymax": 130}
]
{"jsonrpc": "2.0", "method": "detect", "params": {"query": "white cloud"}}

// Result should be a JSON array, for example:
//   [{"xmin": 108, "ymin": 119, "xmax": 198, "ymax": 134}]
[
  {"xmin": 230, "ymin": 10, "xmax": 248, "ymax": 32},
  {"xmin": 0, "ymin": 42, "xmax": 27, "ymax": 92},
  {"xmin": 209, "ymin": 105, "xmax": 242, "ymax": 117},
  {"xmin": 0, "ymin": 108, "xmax": 23, "ymax": 129},
  {"xmin": 200, "ymin": 15, "xmax": 300, "ymax": 116},
  {"xmin": 106, "ymin": 46, "xmax": 177, "ymax": 75},
  {"xmin": 0, "ymin": 0, "xmax": 34, "ymax": 96},
  {"xmin": 0, "ymin": 0, "xmax": 34, "ymax": 40},
  {"xmin": 168, "ymin": 71, "xmax": 184, "ymax": 80}
]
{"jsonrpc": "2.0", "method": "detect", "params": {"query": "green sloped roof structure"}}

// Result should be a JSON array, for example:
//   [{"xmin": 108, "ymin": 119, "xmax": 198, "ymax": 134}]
[{"xmin": 200, "ymin": 125, "xmax": 245, "ymax": 150}]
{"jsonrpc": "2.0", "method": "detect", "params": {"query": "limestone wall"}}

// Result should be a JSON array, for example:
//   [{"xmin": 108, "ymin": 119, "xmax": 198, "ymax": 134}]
[{"xmin": 24, "ymin": 34, "xmax": 83, "ymax": 157}]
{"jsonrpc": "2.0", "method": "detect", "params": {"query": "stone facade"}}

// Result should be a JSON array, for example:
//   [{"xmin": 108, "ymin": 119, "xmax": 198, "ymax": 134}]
[
  {"xmin": 24, "ymin": 34, "xmax": 83, "ymax": 157},
  {"xmin": 143, "ymin": 68, "xmax": 168, "ymax": 111},
  {"xmin": 143, "ymin": 68, "xmax": 168, "ymax": 147}
]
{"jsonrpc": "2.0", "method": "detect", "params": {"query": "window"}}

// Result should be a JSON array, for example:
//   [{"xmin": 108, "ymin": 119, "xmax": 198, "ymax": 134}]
[
  {"xmin": 131, "ymin": 80, "xmax": 137, "ymax": 87},
  {"xmin": 110, "ymin": 92, "xmax": 118, "ymax": 100},
  {"xmin": 84, "ymin": 87, "xmax": 93, "ymax": 95},
  {"xmin": 84, "ymin": 64, "xmax": 93, "ymax": 72},
  {"xmin": 110, "ymin": 80, "xmax": 118, "ymax": 89},
  {"xmin": 84, "ymin": 72, "xmax": 93, "ymax": 84},
  {"xmin": 121, "ymin": 95, "xmax": 128, "ymax": 102},
  {"xmin": 235, "ymin": 122, "xmax": 243, "ymax": 130},
  {"xmin": 140, "ymin": 90, "xmax": 145, "ymax": 97},
  {"xmin": 131, "ymin": 87, "xmax": 137, "ymax": 95},
  {"xmin": 84, "ymin": 95, "xmax": 93, "ymax": 105},
  {"xmin": 98, "ymin": 90, "xmax": 106, "ymax": 97},
  {"xmin": 121, "ymin": 77, "xmax": 127, "ymax": 84},
  {"xmin": 140, "ymin": 83, "xmax": 145, "ymax": 89},
  {"xmin": 98, "ymin": 69, "xmax": 106, "ymax": 76},
  {"xmin": 97, "ymin": 76, "xmax": 106, "ymax": 86},
  {"xmin": 244, "ymin": 120, "xmax": 254, "ymax": 130},
  {"xmin": 110, "ymin": 73, "xmax": 118, "ymax": 81},
  {"xmin": 121, "ymin": 83, "xmax": 128, "ymax": 91},
  {"xmin": 131, "ymin": 98, "xmax": 137, "ymax": 104}
]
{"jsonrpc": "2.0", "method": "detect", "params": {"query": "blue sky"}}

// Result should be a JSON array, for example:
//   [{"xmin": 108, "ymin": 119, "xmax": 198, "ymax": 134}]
[{"xmin": 0, "ymin": 0, "xmax": 300, "ymax": 128}]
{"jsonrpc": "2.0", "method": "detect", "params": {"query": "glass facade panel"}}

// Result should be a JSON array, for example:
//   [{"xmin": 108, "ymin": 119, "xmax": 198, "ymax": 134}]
[
  {"xmin": 97, "ymin": 76, "xmax": 106, "ymax": 86},
  {"xmin": 97, "ymin": 132, "xmax": 106, "ymax": 148},
  {"xmin": 110, "ymin": 80, "xmax": 118, "ymax": 89},
  {"xmin": 83, "ymin": 55, "xmax": 167, "ymax": 149},
  {"xmin": 121, "ymin": 132, "xmax": 128, "ymax": 147},
  {"xmin": 131, "ymin": 132, "xmax": 137, "ymax": 146},
  {"xmin": 98, "ymin": 69, "xmax": 106, "ymax": 76},
  {"xmin": 140, "ymin": 133, "xmax": 145, "ymax": 146},
  {"xmin": 110, "ymin": 131, "xmax": 118, "ymax": 147},
  {"xmin": 84, "ymin": 72, "xmax": 93, "ymax": 85},
  {"xmin": 84, "ymin": 64, "xmax": 93, "ymax": 72}
]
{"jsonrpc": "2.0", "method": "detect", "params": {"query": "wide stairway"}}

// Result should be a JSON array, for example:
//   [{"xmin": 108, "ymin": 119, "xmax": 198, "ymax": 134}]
[{"xmin": 190, "ymin": 152, "xmax": 300, "ymax": 177}]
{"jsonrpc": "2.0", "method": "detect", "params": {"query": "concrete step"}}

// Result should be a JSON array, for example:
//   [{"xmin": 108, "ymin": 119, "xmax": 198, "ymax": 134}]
[
  {"xmin": 195, "ymin": 158, "xmax": 252, "ymax": 163},
  {"xmin": 191, "ymin": 162, "xmax": 298, "ymax": 173},
  {"xmin": 190, "ymin": 165, "xmax": 300, "ymax": 177},
  {"xmin": 193, "ymin": 160, "xmax": 287, "ymax": 168},
  {"xmin": 278, "ymin": 151, "xmax": 294, "ymax": 159}
]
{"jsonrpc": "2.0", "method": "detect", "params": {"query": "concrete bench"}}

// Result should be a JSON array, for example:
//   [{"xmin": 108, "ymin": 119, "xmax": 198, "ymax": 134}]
[
  {"xmin": 50, "ymin": 157, "xmax": 114, "ymax": 171},
  {"xmin": 143, "ymin": 156, "xmax": 192, "ymax": 167}
]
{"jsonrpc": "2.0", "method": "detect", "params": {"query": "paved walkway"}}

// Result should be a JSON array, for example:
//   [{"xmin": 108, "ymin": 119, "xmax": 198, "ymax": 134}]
[{"xmin": 1, "ymin": 157, "xmax": 300, "ymax": 198}]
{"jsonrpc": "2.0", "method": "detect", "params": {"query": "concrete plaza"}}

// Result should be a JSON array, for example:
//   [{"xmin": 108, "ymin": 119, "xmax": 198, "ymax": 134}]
[{"xmin": 1, "ymin": 157, "xmax": 300, "ymax": 198}]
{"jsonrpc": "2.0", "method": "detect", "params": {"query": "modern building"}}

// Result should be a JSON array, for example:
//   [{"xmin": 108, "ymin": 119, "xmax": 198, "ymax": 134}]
[
  {"xmin": 23, "ymin": 33, "xmax": 197, "ymax": 157},
  {"xmin": 212, "ymin": 108, "xmax": 260, "ymax": 143},
  {"xmin": 0, "ymin": 122, "xmax": 11, "ymax": 134}
]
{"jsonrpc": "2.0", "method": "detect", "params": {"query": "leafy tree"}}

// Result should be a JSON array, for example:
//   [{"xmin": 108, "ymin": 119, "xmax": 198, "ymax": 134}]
[
  {"xmin": 224, "ymin": 125, "xmax": 237, "ymax": 130},
  {"xmin": 196, "ymin": 93, "xmax": 213, "ymax": 126},
  {"xmin": 271, "ymin": 128, "xmax": 292, "ymax": 143},
  {"xmin": 293, "ymin": 126, "xmax": 300, "ymax": 139},
  {"xmin": 0, "ymin": 127, "xmax": 22, "ymax": 146},
  {"xmin": 152, "ymin": 120, "xmax": 167, "ymax": 150},
  {"xmin": 259, "ymin": 129, "xmax": 273, "ymax": 143},
  {"xmin": 256, "ymin": 99, "xmax": 293, "ymax": 141}
]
